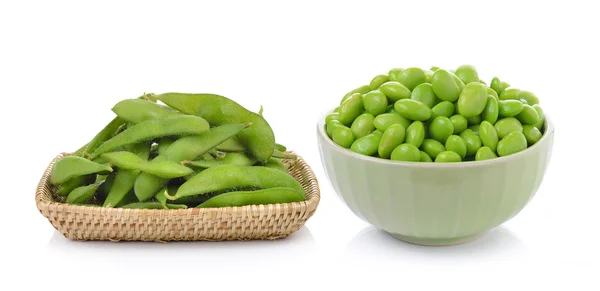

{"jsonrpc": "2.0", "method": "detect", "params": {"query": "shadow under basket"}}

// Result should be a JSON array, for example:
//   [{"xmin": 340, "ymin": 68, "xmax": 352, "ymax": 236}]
[{"xmin": 35, "ymin": 151, "xmax": 320, "ymax": 242}]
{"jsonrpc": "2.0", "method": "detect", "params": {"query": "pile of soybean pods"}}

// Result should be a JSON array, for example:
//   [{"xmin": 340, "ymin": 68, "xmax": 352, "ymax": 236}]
[
  {"xmin": 326, "ymin": 65, "xmax": 546, "ymax": 162},
  {"xmin": 49, "ymin": 93, "xmax": 306, "ymax": 209}
]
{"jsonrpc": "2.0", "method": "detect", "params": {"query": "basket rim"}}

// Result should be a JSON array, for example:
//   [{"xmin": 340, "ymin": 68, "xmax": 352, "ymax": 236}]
[{"xmin": 35, "ymin": 150, "xmax": 320, "ymax": 217}]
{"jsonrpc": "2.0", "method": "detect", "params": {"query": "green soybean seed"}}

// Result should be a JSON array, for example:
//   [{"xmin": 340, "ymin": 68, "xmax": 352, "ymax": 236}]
[
  {"xmin": 457, "ymin": 82, "xmax": 488, "ymax": 117},
  {"xmin": 486, "ymin": 87, "xmax": 499, "ymax": 100},
  {"xmin": 420, "ymin": 151, "xmax": 433, "ymax": 162},
  {"xmin": 111, "ymin": 99, "xmax": 181, "ymax": 124},
  {"xmin": 157, "ymin": 93, "xmax": 276, "ymax": 162},
  {"xmin": 390, "ymin": 144, "xmax": 421, "ymax": 162},
  {"xmin": 451, "ymin": 72, "xmax": 466, "ymax": 91},
  {"xmin": 455, "ymin": 65, "xmax": 479, "ymax": 84},
  {"xmin": 410, "ymin": 83, "xmax": 436, "ymax": 108},
  {"xmin": 351, "ymin": 113, "xmax": 375, "ymax": 139},
  {"xmin": 373, "ymin": 113, "xmax": 411, "ymax": 132},
  {"xmin": 197, "ymin": 187, "xmax": 304, "ymax": 208},
  {"xmin": 435, "ymin": 151, "xmax": 462, "ymax": 163},
  {"xmin": 405, "ymin": 121, "xmax": 425, "ymax": 148},
  {"xmin": 518, "ymin": 90, "xmax": 540, "ymax": 105},
  {"xmin": 394, "ymin": 99, "xmax": 432, "ymax": 121},
  {"xmin": 482, "ymin": 96, "xmax": 499, "ymax": 124},
  {"xmin": 490, "ymin": 77, "xmax": 504, "ymax": 96},
  {"xmin": 429, "ymin": 116, "xmax": 454, "ymax": 143},
  {"xmin": 430, "ymin": 101, "xmax": 455, "ymax": 119},
  {"xmin": 396, "ymin": 67, "xmax": 426, "ymax": 90},
  {"xmin": 101, "ymin": 151, "xmax": 194, "ymax": 179},
  {"xmin": 50, "ymin": 156, "xmax": 113, "ymax": 185},
  {"xmin": 332, "ymin": 125, "xmax": 355, "ymax": 148},
  {"xmin": 363, "ymin": 90, "xmax": 388, "ymax": 116},
  {"xmin": 475, "ymin": 147, "xmax": 498, "ymax": 161},
  {"xmin": 182, "ymin": 152, "xmax": 256, "ymax": 168},
  {"xmin": 522, "ymin": 125, "xmax": 543, "ymax": 145},
  {"xmin": 66, "ymin": 182, "xmax": 102, "ymax": 205},
  {"xmin": 532, "ymin": 104, "xmax": 545, "ymax": 130},
  {"xmin": 497, "ymin": 131, "xmax": 528, "ymax": 157},
  {"xmin": 325, "ymin": 113, "xmax": 341, "ymax": 123},
  {"xmin": 341, "ymin": 85, "xmax": 371, "ymax": 104},
  {"xmin": 90, "ymin": 115, "xmax": 210, "ymax": 159},
  {"xmin": 495, "ymin": 117, "xmax": 523, "ymax": 139},
  {"xmin": 445, "ymin": 135, "xmax": 467, "ymax": 158},
  {"xmin": 421, "ymin": 139, "xmax": 445, "ymax": 160},
  {"xmin": 467, "ymin": 115, "xmax": 482, "ymax": 126},
  {"xmin": 431, "ymin": 69, "xmax": 462, "ymax": 102},
  {"xmin": 338, "ymin": 93, "xmax": 365, "ymax": 125},
  {"xmin": 380, "ymin": 81, "xmax": 411, "ymax": 102},
  {"xmin": 424, "ymin": 69, "xmax": 434, "ymax": 83},
  {"xmin": 449, "ymin": 115, "xmax": 468, "ymax": 134},
  {"xmin": 386, "ymin": 104, "xmax": 397, "ymax": 113},
  {"xmin": 430, "ymin": 66, "xmax": 440, "ymax": 72},
  {"xmin": 479, "ymin": 121, "xmax": 499, "ymax": 152},
  {"xmin": 468, "ymin": 124, "xmax": 480, "ymax": 135},
  {"xmin": 369, "ymin": 74, "xmax": 389, "ymax": 90},
  {"xmin": 167, "ymin": 165, "xmax": 306, "ymax": 200},
  {"xmin": 459, "ymin": 129, "xmax": 482, "ymax": 157},
  {"xmin": 388, "ymin": 68, "xmax": 404, "ymax": 82},
  {"xmin": 378, "ymin": 124, "xmax": 406, "ymax": 159},
  {"xmin": 326, "ymin": 120, "xmax": 343, "ymax": 138},
  {"xmin": 351, "ymin": 132, "xmax": 382, "ymax": 156},
  {"xmin": 516, "ymin": 104, "xmax": 539, "ymax": 125},
  {"xmin": 499, "ymin": 88, "xmax": 520, "ymax": 100},
  {"xmin": 498, "ymin": 100, "xmax": 524, "ymax": 117}
]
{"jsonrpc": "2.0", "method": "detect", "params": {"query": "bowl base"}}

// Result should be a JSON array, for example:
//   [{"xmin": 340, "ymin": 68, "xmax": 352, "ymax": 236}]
[{"xmin": 388, "ymin": 232, "xmax": 482, "ymax": 246}]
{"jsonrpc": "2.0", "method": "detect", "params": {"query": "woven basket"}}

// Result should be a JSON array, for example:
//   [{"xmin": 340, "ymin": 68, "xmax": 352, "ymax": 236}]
[{"xmin": 35, "ymin": 151, "xmax": 320, "ymax": 242}]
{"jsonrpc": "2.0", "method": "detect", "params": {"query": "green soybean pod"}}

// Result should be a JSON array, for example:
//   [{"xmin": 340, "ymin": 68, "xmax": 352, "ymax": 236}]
[
  {"xmin": 57, "ymin": 174, "xmax": 95, "ymax": 197},
  {"xmin": 497, "ymin": 131, "xmax": 528, "ymax": 157},
  {"xmin": 431, "ymin": 69, "xmax": 462, "ymax": 102},
  {"xmin": 197, "ymin": 187, "xmax": 304, "ymax": 208},
  {"xmin": 66, "ymin": 182, "xmax": 102, "ymax": 205},
  {"xmin": 338, "ymin": 93, "xmax": 365, "ymax": 125},
  {"xmin": 350, "ymin": 132, "xmax": 382, "ymax": 156},
  {"xmin": 457, "ymin": 82, "xmax": 488, "ymax": 117},
  {"xmin": 455, "ymin": 65, "xmax": 479, "ymax": 84},
  {"xmin": 332, "ymin": 125, "xmax": 355, "ymax": 148},
  {"xmin": 482, "ymin": 95, "xmax": 499, "ymax": 124},
  {"xmin": 444, "ymin": 135, "xmax": 467, "ymax": 158},
  {"xmin": 498, "ymin": 100, "xmax": 525, "ymax": 117},
  {"xmin": 101, "ymin": 151, "xmax": 194, "ymax": 179},
  {"xmin": 475, "ymin": 147, "xmax": 498, "ymax": 161},
  {"xmin": 421, "ymin": 139, "xmax": 445, "ymax": 160},
  {"xmin": 351, "ymin": 113, "xmax": 375, "ymax": 139},
  {"xmin": 50, "ymin": 156, "xmax": 113, "ymax": 185},
  {"xmin": 516, "ymin": 104, "xmax": 539, "ymax": 125},
  {"xmin": 216, "ymin": 136, "xmax": 246, "ymax": 152},
  {"xmin": 390, "ymin": 144, "xmax": 421, "ymax": 162},
  {"xmin": 522, "ymin": 125, "xmax": 543, "ymax": 145},
  {"xmin": 111, "ymin": 99, "xmax": 182, "ymax": 124},
  {"xmin": 167, "ymin": 165, "xmax": 306, "ymax": 200},
  {"xmin": 378, "ymin": 124, "xmax": 406, "ymax": 159},
  {"xmin": 410, "ymin": 83, "xmax": 436, "ymax": 108},
  {"xmin": 363, "ymin": 90, "xmax": 388, "ymax": 116},
  {"xmin": 405, "ymin": 121, "xmax": 425, "ymax": 148},
  {"xmin": 459, "ymin": 129, "xmax": 482, "ymax": 157},
  {"xmin": 435, "ymin": 151, "xmax": 462, "ymax": 162},
  {"xmin": 341, "ymin": 85, "xmax": 371, "ymax": 104},
  {"xmin": 394, "ymin": 99, "xmax": 432, "ymax": 121},
  {"xmin": 479, "ymin": 121, "xmax": 499, "ymax": 152},
  {"xmin": 429, "ymin": 116, "xmax": 454, "ymax": 143},
  {"xmin": 396, "ymin": 67, "xmax": 426, "ymax": 90},
  {"xmin": 157, "ymin": 138, "xmax": 176, "ymax": 155},
  {"xmin": 494, "ymin": 117, "xmax": 523, "ymax": 139},
  {"xmin": 486, "ymin": 87, "xmax": 499, "ymax": 100},
  {"xmin": 518, "ymin": 90, "xmax": 540, "ymax": 105},
  {"xmin": 430, "ymin": 101, "xmax": 455, "ymax": 120},
  {"xmin": 388, "ymin": 68, "xmax": 404, "ymax": 82},
  {"xmin": 103, "ymin": 143, "xmax": 150, "ymax": 207},
  {"xmin": 369, "ymin": 74, "xmax": 390, "ymax": 90},
  {"xmin": 373, "ymin": 113, "xmax": 411, "ymax": 132},
  {"xmin": 380, "ymin": 81, "xmax": 412, "ymax": 102},
  {"xmin": 326, "ymin": 120, "xmax": 343, "ymax": 138},
  {"xmin": 490, "ymin": 77, "xmax": 504, "ymax": 96},
  {"xmin": 449, "ymin": 115, "xmax": 468, "ymax": 134},
  {"xmin": 532, "ymin": 104, "xmax": 545, "ymax": 130},
  {"xmin": 182, "ymin": 152, "xmax": 256, "ymax": 168},
  {"xmin": 326, "ymin": 113, "xmax": 341, "ymax": 123},
  {"xmin": 499, "ymin": 88, "xmax": 521, "ymax": 100}
]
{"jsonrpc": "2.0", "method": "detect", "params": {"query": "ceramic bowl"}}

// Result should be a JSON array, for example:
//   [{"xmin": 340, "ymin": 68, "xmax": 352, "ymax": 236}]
[{"xmin": 316, "ymin": 108, "xmax": 555, "ymax": 246}]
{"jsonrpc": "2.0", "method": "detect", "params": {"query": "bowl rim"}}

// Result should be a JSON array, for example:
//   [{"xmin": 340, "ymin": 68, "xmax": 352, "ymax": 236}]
[{"xmin": 317, "ymin": 106, "xmax": 554, "ymax": 168}]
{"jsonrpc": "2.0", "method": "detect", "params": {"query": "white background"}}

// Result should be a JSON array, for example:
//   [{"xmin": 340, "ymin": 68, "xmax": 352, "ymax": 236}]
[{"xmin": 1, "ymin": 0, "xmax": 599, "ymax": 290}]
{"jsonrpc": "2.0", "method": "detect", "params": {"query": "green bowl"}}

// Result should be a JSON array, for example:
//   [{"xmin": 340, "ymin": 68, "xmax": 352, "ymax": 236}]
[{"xmin": 316, "ymin": 108, "xmax": 555, "ymax": 246}]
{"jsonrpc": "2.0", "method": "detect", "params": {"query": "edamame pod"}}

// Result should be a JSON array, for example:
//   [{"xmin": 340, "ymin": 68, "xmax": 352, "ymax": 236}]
[
  {"xmin": 66, "ymin": 182, "xmax": 102, "ymax": 205},
  {"xmin": 216, "ymin": 136, "xmax": 246, "ymax": 152},
  {"xmin": 102, "ymin": 151, "xmax": 194, "ymax": 179},
  {"xmin": 182, "ymin": 152, "xmax": 256, "ymax": 168},
  {"xmin": 111, "ymin": 99, "xmax": 181, "ymax": 124},
  {"xmin": 57, "ymin": 174, "xmax": 95, "ymax": 197},
  {"xmin": 157, "ymin": 138, "xmax": 176, "ymax": 155},
  {"xmin": 90, "ymin": 115, "xmax": 210, "ymax": 159},
  {"xmin": 50, "ymin": 156, "xmax": 113, "ymax": 185},
  {"xmin": 196, "ymin": 187, "xmax": 304, "ymax": 208},
  {"xmin": 156, "ymin": 93, "xmax": 276, "ymax": 162},
  {"xmin": 166, "ymin": 165, "xmax": 306, "ymax": 200},
  {"xmin": 81, "ymin": 117, "xmax": 127, "ymax": 157},
  {"xmin": 261, "ymin": 157, "xmax": 287, "ymax": 172}
]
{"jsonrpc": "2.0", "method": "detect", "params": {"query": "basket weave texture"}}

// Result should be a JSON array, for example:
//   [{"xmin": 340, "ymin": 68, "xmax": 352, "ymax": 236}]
[{"xmin": 35, "ymin": 151, "xmax": 320, "ymax": 242}]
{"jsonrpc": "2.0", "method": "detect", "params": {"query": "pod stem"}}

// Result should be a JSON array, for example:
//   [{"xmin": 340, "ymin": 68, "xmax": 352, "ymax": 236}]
[
  {"xmin": 258, "ymin": 105, "xmax": 264, "ymax": 116},
  {"xmin": 163, "ymin": 190, "xmax": 177, "ymax": 201},
  {"xmin": 180, "ymin": 160, "xmax": 192, "ymax": 166}
]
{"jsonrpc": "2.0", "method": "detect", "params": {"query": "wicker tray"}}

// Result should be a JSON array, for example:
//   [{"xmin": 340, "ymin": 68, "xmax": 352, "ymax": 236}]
[{"xmin": 35, "ymin": 151, "xmax": 320, "ymax": 242}]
